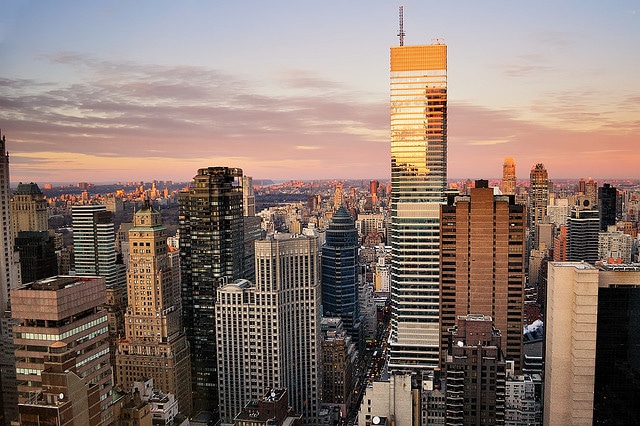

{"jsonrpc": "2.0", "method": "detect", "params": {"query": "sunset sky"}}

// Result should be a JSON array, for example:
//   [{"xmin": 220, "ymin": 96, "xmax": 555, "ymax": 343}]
[{"xmin": 2, "ymin": 1, "xmax": 639, "ymax": 184}]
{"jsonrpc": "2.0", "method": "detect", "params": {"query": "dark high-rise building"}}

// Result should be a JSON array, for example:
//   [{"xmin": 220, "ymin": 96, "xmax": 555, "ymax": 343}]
[
  {"xmin": 598, "ymin": 183, "xmax": 617, "ymax": 231},
  {"xmin": 389, "ymin": 41, "xmax": 448, "ymax": 371},
  {"xmin": 179, "ymin": 166, "xmax": 245, "ymax": 416},
  {"xmin": 322, "ymin": 206, "xmax": 361, "ymax": 346},
  {"xmin": 440, "ymin": 180, "xmax": 525, "ymax": 371},
  {"xmin": 567, "ymin": 209, "xmax": 600, "ymax": 264},
  {"xmin": 14, "ymin": 231, "xmax": 58, "ymax": 284}
]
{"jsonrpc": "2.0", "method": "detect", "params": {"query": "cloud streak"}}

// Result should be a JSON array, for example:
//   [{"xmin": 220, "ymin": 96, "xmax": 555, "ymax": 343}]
[{"xmin": 3, "ymin": 53, "xmax": 639, "ymax": 183}]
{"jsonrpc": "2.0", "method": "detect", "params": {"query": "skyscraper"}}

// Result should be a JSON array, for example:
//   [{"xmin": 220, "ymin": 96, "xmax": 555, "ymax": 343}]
[
  {"xmin": 444, "ymin": 314, "xmax": 506, "ymax": 424},
  {"xmin": 10, "ymin": 182, "xmax": 48, "ymax": 239},
  {"xmin": 598, "ymin": 183, "xmax": 617, "ymax": 231},
  {"xmin": 179, "ymin": 166, "xmax": 245, "ymax": 415},
  {"xmin": 501, "ymin": 157, "xmax": 516, "ymax": 195},
  {"xmin": 0, "ymin": 132, "xmax": 20, "ymax": 425},
  {"xmin": 115, "ymin": 201, "xmax": 192, "ymax": 416},
  {"xmin": 389, "ymin": 41, "xmax": 447, "ymax": 370},
  {"xmin": 528, "ymin": 163, "xmax": 549, "ymax": 232},
  {"xmin": 11, "ymin": 276, "xmax": 113, "ymax": 424},
  {"xmin": 322, "ymin": 206, "xmax": 360, "ymax": 345},
  {"xmin": 567, "ymin": 208, "xmax": 600, "ymax": 264},
  {"xmin": 72, "ymin": 205, "xmax": 119, "ymax": 286},
  {"xmin": 543, "ymin": 262, "xmax": 640, "ymax": 424},
  {"xmin": 0, "ymin": 133, "xmax": 18, "ymax": 314},
  {"xmin": 216, "ymin": 234, "xmax": 321, "ymax": 424},
  {"xmin": 440, "ymin": 180, "xmax": 525, "ymax": 371}
]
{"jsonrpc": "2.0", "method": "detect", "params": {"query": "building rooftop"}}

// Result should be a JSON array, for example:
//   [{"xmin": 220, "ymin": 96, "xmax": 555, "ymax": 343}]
[
  {"xmin": 14, "ymin": 182, "xmax": 43, "ymax": 195},
  {"xmin": 24, "ymin": 275, "xmax": 101, "ymax": 291}
]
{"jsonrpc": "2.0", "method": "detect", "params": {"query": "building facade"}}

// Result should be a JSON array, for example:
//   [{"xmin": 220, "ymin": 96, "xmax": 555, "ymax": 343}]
[
  {"xmin": 444, "ymin": 314, "xmax": 506, "ymax": 425},
  {"xmin": 11, "ymin": 276, "xmax": 114, "ymax": 425},
  {"xmin": 528, "ymin": 163, "xmax": 549, "ymax": 232},
  {"xmin": 72, "ymin": 205, "xmax": 119, "ymax": 286},
  {"xmin": 17, "ymin": 341, "xmax": 103, "ymax": 426},
  {"xmin": 215, "ymin": 234, "xmax": 321, "ymax": 425},
  {"xmin": 544, "ymin": 262, "xmax": 597, "ymax": 424},
  {"xmin": 115, "ymin": 202, "xmax": 192, "ymax": 416},
  {"xmin": 10, "ymin": 182, "xmax": 48, "ymax": 239},
  {"xmin": 439, "ymin": 181, "xmax": 525, "ymax": 371},
  {"xmin": 320, "ymin": 317, "xmax": 356, "ymax": 416},
  {"xmin": 567, "ymin": 209, "xmax": 600, "ymax": 264},
  {"xmin": 389, "ymin": 42, "xmax": 447, "ymax": 371}
]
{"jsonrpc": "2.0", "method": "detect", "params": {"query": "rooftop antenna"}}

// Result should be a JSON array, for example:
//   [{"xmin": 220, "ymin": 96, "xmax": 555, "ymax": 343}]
[{"xmin": 398, "ymin": 6, "xmax": 405, "ymax": 46}]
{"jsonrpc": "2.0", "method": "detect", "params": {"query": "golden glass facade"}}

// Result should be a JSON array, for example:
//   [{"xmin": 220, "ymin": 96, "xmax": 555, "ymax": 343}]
[{"xmin": 389, "ymin": 44, "xmax": 447, "ymax": 370}]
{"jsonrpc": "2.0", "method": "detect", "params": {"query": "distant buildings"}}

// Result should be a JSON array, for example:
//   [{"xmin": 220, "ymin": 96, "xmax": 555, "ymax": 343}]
[
  {"xmin": 389, "ymin": 41, "xmax": 447, "ymax": 371},
  {"xmin": 502, "ymin": 157, "xmax": 516, "ymax": 195},
  {"xmin": 528, "ymin": 163, "xmax": 549, "ymax": 236}
]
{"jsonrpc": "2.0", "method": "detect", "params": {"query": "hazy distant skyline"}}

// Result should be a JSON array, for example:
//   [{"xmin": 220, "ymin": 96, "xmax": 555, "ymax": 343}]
[{"xmin": 2, "ymin": 1, "xmax": 639, "ymax": 184}]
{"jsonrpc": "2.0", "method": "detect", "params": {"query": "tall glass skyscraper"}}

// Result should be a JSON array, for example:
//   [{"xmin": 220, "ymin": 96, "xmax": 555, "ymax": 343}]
[
  {"xmin": 179, "ymin": 167, "xmax": 245, "ymax": 417},
  {"xmin": 389, "ymin": 43, "xmax": 447, "ymax": 370},
  {"xmin": 322, "ymin": 206, "xmax": 360, "ymax": 346}
]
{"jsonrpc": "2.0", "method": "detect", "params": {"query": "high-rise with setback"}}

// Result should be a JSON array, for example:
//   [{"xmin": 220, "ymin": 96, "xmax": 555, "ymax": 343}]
[
  {"xmin": 115, "ymin": 202, "xmax": 192, "ymax": 416},
  {"xmin": 179, "ymin": 167, "xmax": 245, "ymax": 416},
  {"xmin": 215, "ymin": 234, "xmax": 321, "ymax": 424},
  {"xmin": 389, "ymin": 41, "xmax": 447, "ymax": 370}
]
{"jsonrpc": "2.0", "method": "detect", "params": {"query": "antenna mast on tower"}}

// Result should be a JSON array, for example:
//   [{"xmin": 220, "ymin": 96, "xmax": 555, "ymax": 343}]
[{"xmin": 398, "ymin": 6, "xmax": 405, "ymax": 46}]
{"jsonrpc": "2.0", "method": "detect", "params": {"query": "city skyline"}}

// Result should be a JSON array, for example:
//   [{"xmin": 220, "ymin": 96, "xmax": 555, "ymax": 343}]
[{"xmin": 2, "ymin": 1, "xmax": 639, "ymax": 183}]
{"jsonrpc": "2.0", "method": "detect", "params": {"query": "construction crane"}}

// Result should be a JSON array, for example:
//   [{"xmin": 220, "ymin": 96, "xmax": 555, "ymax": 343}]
[{"xmin": 398, "ymin": 6, "xmax": 405, "ymax": 46}]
